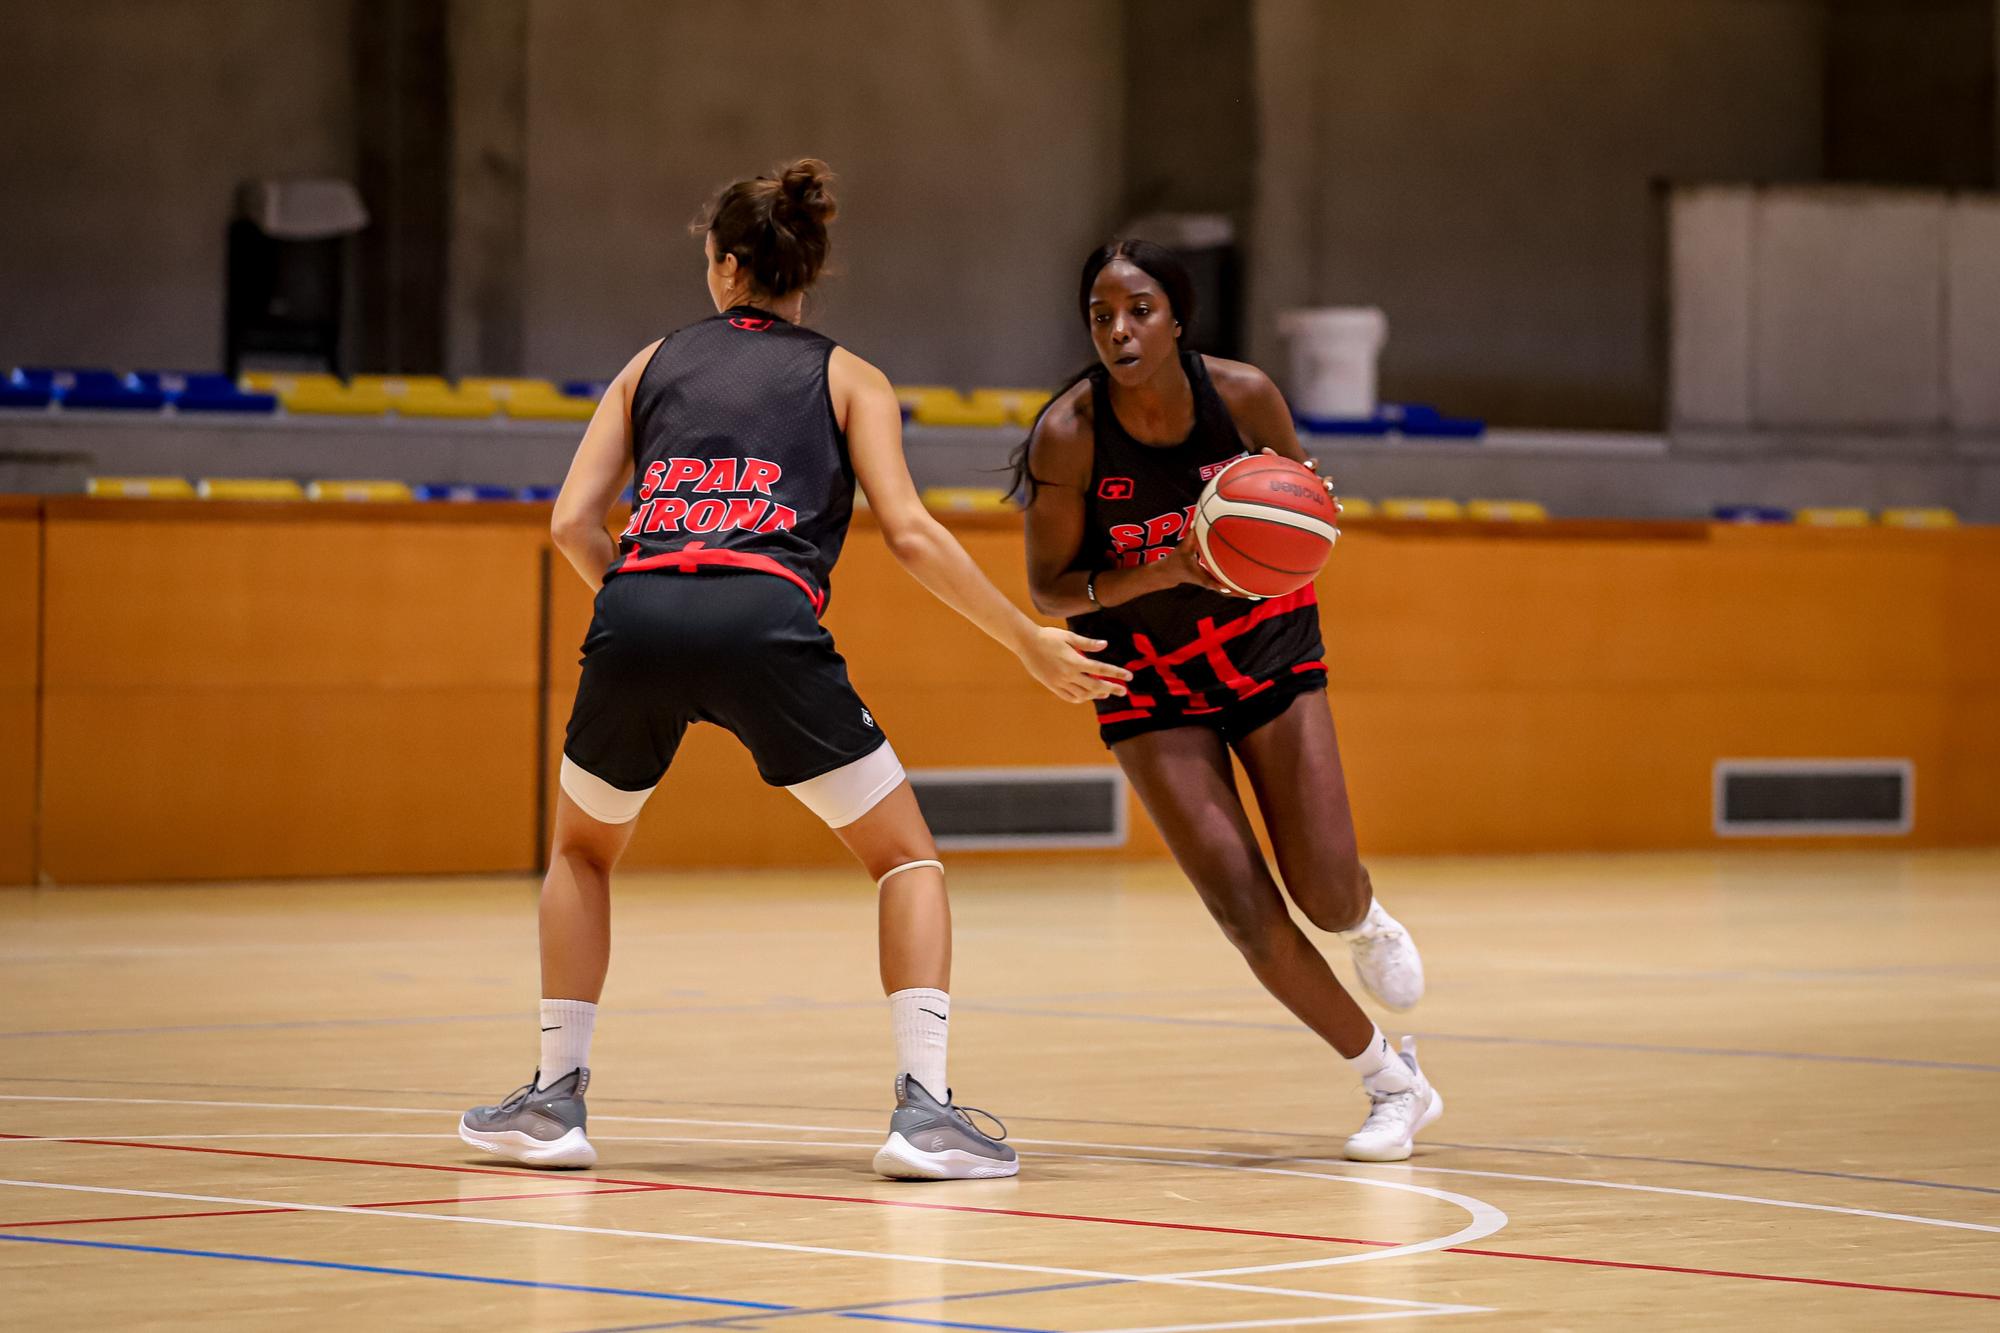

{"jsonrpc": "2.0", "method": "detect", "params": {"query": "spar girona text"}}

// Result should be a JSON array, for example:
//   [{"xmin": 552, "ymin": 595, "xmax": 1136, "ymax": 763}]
[{"xmin": 621, "ymin": 456, "xmax": 801, "ymax": 537}]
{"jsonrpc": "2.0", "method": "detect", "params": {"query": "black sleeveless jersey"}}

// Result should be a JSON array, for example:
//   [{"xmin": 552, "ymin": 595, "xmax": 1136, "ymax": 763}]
[
  {"xmin": 609, "ymin": 306, "xmax": 852, "ymax": 614},
  {"xmin": 1066, "ymin": 352, "xmax": 1325, "ymax": 729}
]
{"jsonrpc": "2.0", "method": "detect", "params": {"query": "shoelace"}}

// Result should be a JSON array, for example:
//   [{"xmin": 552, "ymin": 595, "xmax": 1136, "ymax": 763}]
[
  {"xmin": 495, "ymin": 1080, "xmax": 538, "ymax": 1110},
  {"xmin": 951, "ymin": 1103, "xmax": 1010, "ymax": 1142}
]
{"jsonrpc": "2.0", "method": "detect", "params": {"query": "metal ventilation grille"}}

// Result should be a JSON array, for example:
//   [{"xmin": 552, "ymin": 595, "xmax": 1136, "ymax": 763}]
[
  {"xmin": 907, "ymin": 767, "xmax": 1128, "ymax": 850},
  {"xmin": 1714, "ymin": 760, "xmax": 1913, "ymax": 836}
]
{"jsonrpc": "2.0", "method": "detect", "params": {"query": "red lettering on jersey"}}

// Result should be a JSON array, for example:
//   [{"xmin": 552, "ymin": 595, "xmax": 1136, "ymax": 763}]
[
  {"xmin": 1108, "ymin": 523, "xmax": 1146, "ymax": 553},
  {"xmin": 684, "ymin": 498, "xmax": 727, "ymax": 532},
  {"xmin": 1142, "ymin": 512, "xmax": 1186, "ymax": 547},
  {"xmin": 722, "ymin": 497, "xmax": 770, "ymax": 529},
  {"xmin": 741, "ymin": 458, "xmax": 783, "ymax": 495},
  {"xmin": 621, "ymin": 505, "xmax": 645, "ymax": 538},
  {"xmin": 729, "ymin": 316, "xmax": 774, "ymax": 331},
  {"xmin": 639, "ymin": 460, "xmax": 668, "ymax": 501},
  {"xmin": 756, "ymin": 504, "xmax": 798, "ymax": 533},
  {"xmin": 642, "ymin": 497, "xmax": 689, "ymax": 532},
  {"xmin": 661, "ymin": 458, "xmax": 706, "ymax": 491},
  {"xmin": 694, "ymin": 458, "xmax": 739, "ymax": 493},
  {"xmin": 1099, "ymin": 477, "xmax": 1135, "ymax": 501}
]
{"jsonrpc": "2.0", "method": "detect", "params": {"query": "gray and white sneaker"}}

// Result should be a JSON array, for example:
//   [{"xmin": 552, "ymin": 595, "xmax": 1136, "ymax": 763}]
[
  {"xmin": 459, "ymin": 1068, "xmax": 596, "ymax": 1169},
  {"xmin": 1344, "ymin": 1037, "xmax": 1443, "ymax": 1162},
  {"xmin": 1340, "ymin": 898, "xmax": 1425, "ymax": 1011},
  {"xmin": 873, "ymin": 1075, "xmax": 1020, "ymax": 1180}
]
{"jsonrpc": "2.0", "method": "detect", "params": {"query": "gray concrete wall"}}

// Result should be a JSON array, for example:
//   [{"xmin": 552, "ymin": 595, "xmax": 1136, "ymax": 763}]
[
  {"xmin": 1253, "ymin": 0, "xmax": 1828, "ymax": 430},
  {"xmin": 517, "ymin": 0, "xmax": 1124, "ymax": 387},
  {"xmin": 0, "ymin": 0, "xmax": 357, "ymax": 372}
]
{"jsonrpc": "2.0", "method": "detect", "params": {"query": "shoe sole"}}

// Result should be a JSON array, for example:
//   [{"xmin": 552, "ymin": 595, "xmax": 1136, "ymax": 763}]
[
  {"xmin": 873, "ymin": 1132, "xmax": 1020, "ymax": 1181},
  {"xmin": 1343, "ymin": 1088, "xmax": 1445, "ymax": 1163},
  {"xmin": 458, "ymin": 1122, "xmax": 597, "ymax": 1169}
]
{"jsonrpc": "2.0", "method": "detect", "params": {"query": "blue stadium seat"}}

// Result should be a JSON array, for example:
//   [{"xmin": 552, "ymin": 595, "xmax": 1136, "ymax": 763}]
[
  {"xmin": 561, "ymin": 380, "xmax": 609, "ymax": 400},
  {"xmin": 1, "ymin": 370, "xmax": 55, "ymax": 409},
  {"xmin": 127, "ymin": 371, "xmax": 277, "ymax": 414},
  {"xmin": 63, "ymin": 371, "xmax": 168, "ymax": 411},
  {"xmin": 1297, "ymin": 415, "xmax": 1391, "ymax": 436},
  {"xmin": 1714, "ymin": 505, "xmax": 1793, "ymax": 524},
  {"xmin": 414, "ymin": 483, "xmax": 517, "ymax": 502},
  {"xmin": 517, "ymin": 485, "xmax": 558, "ymax": 502}
]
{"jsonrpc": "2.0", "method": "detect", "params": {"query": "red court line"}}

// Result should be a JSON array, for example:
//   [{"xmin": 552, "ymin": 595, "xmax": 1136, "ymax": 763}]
[
  {"xmin": 4, "ymin": 1133, "xmax": 1995, "ymax": 1302},
  {"xmin": 1443, "ymin": 1246, "xmax": 2000, "ymax": 1302},
  {"xmin": 0, "ymin": 1183, "xmax": 665, "ymax": 1229}
]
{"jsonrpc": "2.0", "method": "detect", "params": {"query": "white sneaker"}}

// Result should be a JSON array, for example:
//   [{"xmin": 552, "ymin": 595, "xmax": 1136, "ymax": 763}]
[
  {"xmin": 1344, "ymin": 1037, "xmax": 1443, "ymax": 1162},
  {"xmin": 1340, "ymin": 899, "xmax": 1425, "ymax": 1011}
]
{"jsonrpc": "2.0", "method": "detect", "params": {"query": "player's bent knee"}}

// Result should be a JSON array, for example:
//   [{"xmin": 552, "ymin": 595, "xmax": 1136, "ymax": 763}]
[
  {"xmin": 786, "ymin": 741, "xmax": 905, "ymax": 829},
  {"xmin": 1294, "ymin": 858, "xmax": 1369, "ymax": 932},
  {"xmin": 560, "ymin": 756, "xmax": 653, "ymax": 826}
]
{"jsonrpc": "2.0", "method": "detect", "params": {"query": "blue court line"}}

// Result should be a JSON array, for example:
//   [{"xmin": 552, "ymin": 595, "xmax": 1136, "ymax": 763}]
[
  {"xmin": 565, "ymin": 1281, "xmax": 1115, "ymax": 1333},
  {"xmin": 954, "ymin": 1003, "xmax": 2000, "ymax": 1074},
  {"xmin": 0, "ymin": 1234, "xmax": 1059, "ymax": 1332}
]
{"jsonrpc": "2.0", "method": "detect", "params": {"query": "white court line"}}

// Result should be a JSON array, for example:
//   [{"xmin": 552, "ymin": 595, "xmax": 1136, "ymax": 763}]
[
  {"xmin": 0, "ymin": 1176, "xmax": 1486, "ymax": 1319},
  {"xmin": 0, "ymin": 1128, "xmax": 1505, "ymax": 1280},
  {"xmin": 3, "ymin": 1094, "xmax": 1992, "ymax": 1235}
]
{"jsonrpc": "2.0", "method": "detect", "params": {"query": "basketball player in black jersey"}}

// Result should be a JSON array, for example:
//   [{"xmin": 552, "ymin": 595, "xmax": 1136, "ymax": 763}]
[
  {"xmin": 1015, "ymin": 240, "xmax": 1441, "ymax": 1161},
  {"xmin": 461, "ymin": 161, "xmax": 1129, "ymax": 1179}
]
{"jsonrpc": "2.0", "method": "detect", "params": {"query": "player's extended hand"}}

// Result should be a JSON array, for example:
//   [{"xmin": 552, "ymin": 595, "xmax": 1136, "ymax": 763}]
[{"xmin": 1017, "ymin": 626, "xmax": 1133, "ymax": 704}]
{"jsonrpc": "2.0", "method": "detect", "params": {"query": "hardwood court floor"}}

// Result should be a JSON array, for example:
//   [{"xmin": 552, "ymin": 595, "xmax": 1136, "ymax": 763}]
[{"xmin": 1, "ymin": 850, "xmax": 1995, "ymax": 1330}]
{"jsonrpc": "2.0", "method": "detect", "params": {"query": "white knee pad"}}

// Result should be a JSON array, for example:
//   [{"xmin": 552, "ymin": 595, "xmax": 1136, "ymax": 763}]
[
  {"xmin": 876, "ymin": 859, "xmax": 943, "ymax": 890},
  {"xmin": 559, "ymin": 756, "xmax": 654, "ymax": 825},
  {"xmin": 786, "ymin": 741, "xmax": 905, "ymax": 829}
]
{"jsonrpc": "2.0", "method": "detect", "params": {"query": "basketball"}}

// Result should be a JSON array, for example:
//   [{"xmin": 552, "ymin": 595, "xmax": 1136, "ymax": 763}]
[{"xmin": 1192, "ymin": 454, "xmax": 1341, "ymax": 598}]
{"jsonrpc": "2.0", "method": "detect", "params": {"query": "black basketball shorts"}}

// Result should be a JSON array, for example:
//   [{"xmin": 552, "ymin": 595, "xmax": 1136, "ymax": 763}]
[{"xmin": 560, "ymin": 569, "xmax": 899, "ymax": 826}]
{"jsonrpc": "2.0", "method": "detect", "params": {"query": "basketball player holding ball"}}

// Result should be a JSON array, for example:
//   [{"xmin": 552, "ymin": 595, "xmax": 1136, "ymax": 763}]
[
  {"xmin": 460, "ymin": 161, "xmax": 1129, "ymax": 1178},
  {"xmin": 1014, "ymin": 240, "xmax": 1441, "ymax": 1160}
]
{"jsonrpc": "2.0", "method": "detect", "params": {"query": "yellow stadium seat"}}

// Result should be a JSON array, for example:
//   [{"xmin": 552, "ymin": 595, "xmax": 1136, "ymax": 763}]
[
  {"xmin": 911, "ymin": 388, "xmax": 1009, "ymax": 428},
  {"xmin": 502, "ymin": 386, "xmax": 596, "ymax": 422},
  {"xmin": 1466, "ymin": 499, "xmax": 1549, "ymax": 522},
  {"xmin": 350, "ymin": 375, "xmax": 451, "ymax": 396},
  {"xmin": 921, "ymin": 486, "xmax": 1017, "ymax": 515},
  {"xmin": 1797, "ymin": 507, "xmax": 1871, "ymax": 527},
  {"xmin": 967, "ymin": 388, "xmax": 1054, "ymax": 427},
  {"xmin": 282, "ymin": 382, "xmax": 393, "ymax": 415},
  {"xmin": 240, "ymin": 371, "xmax": 340, "ymax": 394},
  {"xmin": 459, "ymin": 377, "xmax": 557, "ymax": 399},
  {"xmin": 395, "ymin": 386, "xmax": 498, "ymax": 419},
  {"xmin": 307, "ymin": 479, "xmax": 415, "ymax": 503},
  {"xmin": 1382, "ymin": 497, "xmax": 1465, "ymax": 521},
  {"xmin": 1007, "ymin": 390, "xmax": 1055, "ymax": 426},
  {"xmin": 197, "ymin": 477, "xmax": 306, "ymax": 501},
  {"xmin": 1335, "ymin": 497, "xmax": 1375, "ymax": 520},
  {"xmin": 87, "ymin": 476, "xmax": 196, "ymax": 499},
  {"xmin": 894, "ymin": 384, "xmax": 949, "ymax": 411},
  {"xmin": 1879, "ymin": 507, "xmax": 1958, "ymax": 529}
]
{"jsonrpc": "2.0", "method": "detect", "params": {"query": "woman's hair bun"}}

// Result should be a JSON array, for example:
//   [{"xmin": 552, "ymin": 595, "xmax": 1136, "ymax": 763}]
[{"xmin": 776, "ymin": 158, "xmax": 838, "ymax": 227}]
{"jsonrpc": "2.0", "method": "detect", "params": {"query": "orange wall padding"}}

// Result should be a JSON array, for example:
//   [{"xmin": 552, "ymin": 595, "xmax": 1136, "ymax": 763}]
[{"xmin": 3, "ymin": 500, "xmax": 1996, "ymax": 884}]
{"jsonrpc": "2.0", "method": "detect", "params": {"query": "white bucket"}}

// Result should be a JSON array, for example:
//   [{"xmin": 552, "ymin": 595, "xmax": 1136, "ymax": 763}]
[{"xmin": 1277, "ymin": 307, "xmax": 1387, "ymax": 419}]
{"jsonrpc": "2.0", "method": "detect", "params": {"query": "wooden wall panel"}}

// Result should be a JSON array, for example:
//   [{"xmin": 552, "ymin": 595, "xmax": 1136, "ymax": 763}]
[
  {"xmin": 0, "ymin": 499, "xmax": 39, "ymax": 885},
  {"xmin": 39, "ymin": 504, "xmax": 547, "ymax": 883},
  {"xmin": 18, "ymin": 502, "xmax": 1999, "ymax": 884}
]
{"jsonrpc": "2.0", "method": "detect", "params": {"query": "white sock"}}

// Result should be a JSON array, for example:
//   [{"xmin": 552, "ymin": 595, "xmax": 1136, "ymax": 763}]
[
  {"xmin": 537, "ymin": 998, "xmax": 596, "ymax": 1089},
  {"xmin": 890, "ymin": 987, "xmax": 950, "ymax": 1100},
  {"xmin": 1345, "ymin": 1025, "xmax": 1409, "ymax": 1090}
]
